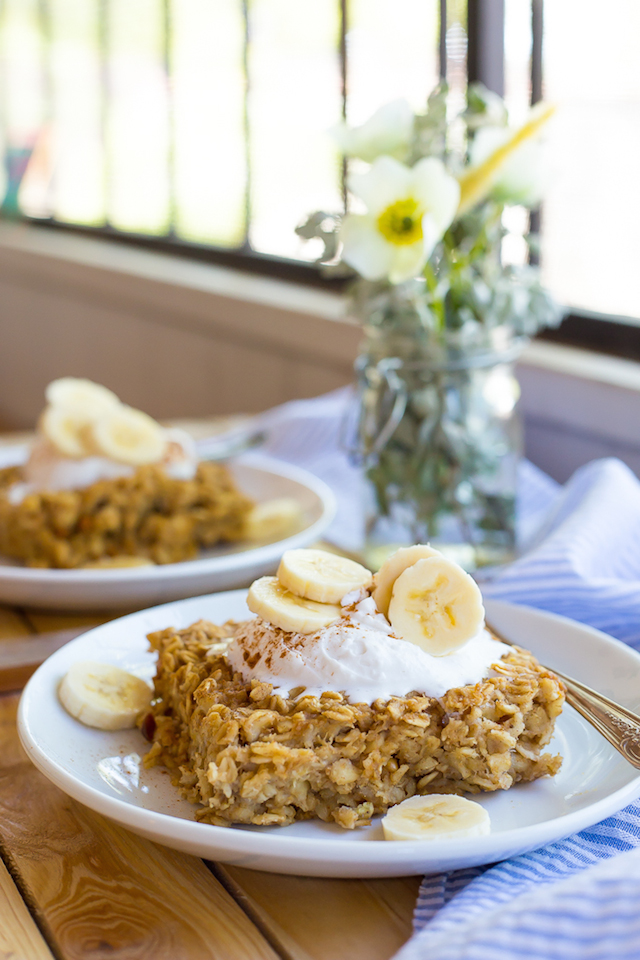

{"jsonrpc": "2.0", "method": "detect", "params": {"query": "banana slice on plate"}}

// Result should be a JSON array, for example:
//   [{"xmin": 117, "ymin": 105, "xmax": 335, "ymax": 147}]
[
  {"xmin": 277, "ymin": 548, "xmax": 372, "ymax": 604},
  {"xmin": 247, "ymin": 575, "xmax": 341, "ymax": 634},
  {"xmin": 243, "ymin": 498, "xmax": 305, "ymax": 542},
  {"xmin": 382, "ymin": 794, "xmax": 490, "ymax": 841},
  {"xmin": 90, "ymin": 406, "xmax": 166, "ymax": 465},
  {"xmin": 372, "ymin": 544, "xmax": 443, "ymax": 617},
  {"xmin": 59, "ymin": 661, "xmax": 153, "ymax": 730},
  {"xmin": 46, "ymin": 378, "xmax": 121, "ymax": 416},
  {"xmin": 388, "ymin": 555, "xmax": 484, "ymax": 656},
  {"xmin": 40, "ymin": 405, "xmax": 93, "ymax": 458}
]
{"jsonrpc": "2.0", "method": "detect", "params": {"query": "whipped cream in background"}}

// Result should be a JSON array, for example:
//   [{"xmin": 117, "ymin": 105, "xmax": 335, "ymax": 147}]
[
  {"xmin": 9, "ymin": 427, "xmax": 198, "ymax": 503},
  {"xmin": 227, "ymin": 595, "xmax": 506, "ymax": 704}
]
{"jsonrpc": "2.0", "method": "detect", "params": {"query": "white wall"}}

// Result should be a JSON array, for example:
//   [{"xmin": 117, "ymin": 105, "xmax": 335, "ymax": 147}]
[
  {"xmin": 518, "ymin": 342, "xmax": 640, "ymax": 482},
  {"xmin": 0, "ymin": 224, "xmax": 355, "ymax": 428}
]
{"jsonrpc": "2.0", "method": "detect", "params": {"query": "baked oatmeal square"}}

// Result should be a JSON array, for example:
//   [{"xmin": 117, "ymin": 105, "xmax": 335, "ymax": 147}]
[{"xmin": 142, "ymin": 619, "xmax": 565, "ymax": 830}]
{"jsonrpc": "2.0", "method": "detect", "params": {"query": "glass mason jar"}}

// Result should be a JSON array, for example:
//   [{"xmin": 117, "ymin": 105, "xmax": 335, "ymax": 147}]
[{"xmin": 352, "ymin": 309, "xmax": 525, "ymax": 572}]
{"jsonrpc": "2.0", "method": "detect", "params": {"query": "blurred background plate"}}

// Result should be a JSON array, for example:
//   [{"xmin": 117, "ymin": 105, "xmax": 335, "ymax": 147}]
[{"xmin": 0, "ymin": 451, "xmax": 335, "ymax": 610}]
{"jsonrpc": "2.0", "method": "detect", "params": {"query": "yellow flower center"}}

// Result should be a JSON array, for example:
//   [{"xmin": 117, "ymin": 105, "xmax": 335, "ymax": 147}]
[{"xmin": 376, "ymin": 198, "xmax": 424, "ymax": 246}]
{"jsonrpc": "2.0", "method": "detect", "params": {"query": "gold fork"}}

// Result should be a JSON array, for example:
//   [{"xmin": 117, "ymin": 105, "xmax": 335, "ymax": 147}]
[{"xmin": 486, "ymin": 620, "xmax": 640, "ymax": 770}]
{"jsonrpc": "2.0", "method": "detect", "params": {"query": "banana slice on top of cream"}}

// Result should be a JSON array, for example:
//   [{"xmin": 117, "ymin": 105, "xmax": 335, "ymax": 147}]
[
  {"xmin": 90, "ymin": 406, "xmax": 167, "ymax": 465},
  {"xmin": 278, "ymin": 548, "xmax": 372, "ymax": 604},
  {"xmin": 40, "ymin": 377, "xmax": 169, "ymax": 465},
  {"xmin": 247, "ymin": 575, "xmax": 342, "ymax": 634},
  {"xmin": 40, "ymin": 405, "xmax": 93, "ymax": 458},
  {"xmin": 247, "ymin": 546, "xmax": 484, "ymax": 655},
  {"xmin": 245, "ymin": 549, "xmax": 374, "ymax": 634},
  {"xmin": 382, "ymin": 794, "xmax": 490, "ymax": 841},
  {"xmin": 45, "ymin": 378, "xmax": 121, "ymax": 417},
  {"xmin": 372, "ymin": 544, "xmax": 443, "ymax": 617},
  {"xmin": 387, "ymin": 555, "xmax": 485, "ymax": 656}
]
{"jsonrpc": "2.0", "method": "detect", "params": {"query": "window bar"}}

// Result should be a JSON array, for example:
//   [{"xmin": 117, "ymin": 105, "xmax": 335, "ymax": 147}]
[
  {"xmin": 529, "ymin": 0, "xmax": 543, "ymax": 263},
  {"xmin": 0, "ymin": 0, "xmax": 6, "ymax": 209},
  {"xmin": 35, "ymin": 0, "xmax": 53, "ymax": 217},
  {"xmin": 531, "ymin": 0, "xmax": 543, "ymax": 105},
  {"xmin": 163, "ymin": 0, "xmax": 175, "ymax": 238},
  {"xmin": 339, "ymin": 0, "xmax": 347, "ymax": 213},
  {"xmin": 98, "ymin": 0, "xmax": 110, "ymax": 228},
  {"xmin": 439, "ymin": 0, "xmax": 447, "ymax": 79},
  {"xmin": 240, "ymin": 0, "xmax": 251, "ymax": 250},
  {"xmin": 466, "ymin": 0, "xmax": 504, "ymax": 96}
]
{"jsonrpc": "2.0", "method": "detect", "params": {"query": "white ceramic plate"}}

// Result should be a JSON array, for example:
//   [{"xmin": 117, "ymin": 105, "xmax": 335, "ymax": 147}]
[
  {"xmin": 18, "ymin": 595, "xmax": 640, "ymax": 877},
  {"xmin": 0, "ymin": 451, "xmax": 335, "ymax": 609}
]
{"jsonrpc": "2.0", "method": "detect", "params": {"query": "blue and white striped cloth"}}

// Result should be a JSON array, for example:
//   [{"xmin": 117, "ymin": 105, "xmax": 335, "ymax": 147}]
[{"xmin": 255, "ymin": 390, "xmax": 640, "ymax": 960}]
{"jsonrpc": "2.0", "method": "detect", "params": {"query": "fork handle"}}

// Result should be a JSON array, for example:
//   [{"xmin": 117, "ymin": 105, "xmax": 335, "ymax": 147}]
[{"xmin": 560, "ymin": 680, "xmax": 640, "ymax": 770}]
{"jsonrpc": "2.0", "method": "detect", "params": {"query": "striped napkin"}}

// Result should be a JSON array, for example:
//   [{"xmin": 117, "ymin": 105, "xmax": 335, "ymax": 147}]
[
  {"xmin": 254, "ymin": 389, "xmax": 640, "ymax": 960},
  {"xmin": 399, "ymin": 456, "xmax": 640, "ymax": 960}
]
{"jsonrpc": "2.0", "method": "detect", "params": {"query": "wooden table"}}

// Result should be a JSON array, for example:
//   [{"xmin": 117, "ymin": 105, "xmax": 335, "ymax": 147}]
[{"xmin": 0, "ymin": 429, "xmax": 420, "ymax": 960}]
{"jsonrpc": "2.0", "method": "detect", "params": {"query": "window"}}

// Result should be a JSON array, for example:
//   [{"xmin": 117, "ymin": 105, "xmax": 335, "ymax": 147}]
[
  {"xmin": 504, "ymin": 0, "xmax": 640, "ymax": 352},
  {"xmin": 0, "ymin": 0, "xmax": 439, "ymax": 262},
  {"xmin": 1, "ymin": 1, "xmax": 639, "ymax": 347}
]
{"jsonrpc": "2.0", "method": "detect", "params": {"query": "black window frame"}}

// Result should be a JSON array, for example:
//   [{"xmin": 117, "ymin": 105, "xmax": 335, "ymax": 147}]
[{"xmin": 6, "ymin": 0, "xmax": 639, "ymax": 358}]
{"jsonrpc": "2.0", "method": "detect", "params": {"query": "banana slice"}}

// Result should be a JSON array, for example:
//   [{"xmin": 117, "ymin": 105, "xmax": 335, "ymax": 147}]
[
  {"xmin": 90, "ymin": 406, "xmax": 166, "ymax": 465},
  {"xmin": 382, "ymin": 794, "xmax": 490, "ymax": 841},
  {"xmin": 58, "ymin": 661, "xmax": 153, "ymax": 730},
  {"xmin": 243, "ymin": 498, "xmax": 305, "ymax": 542},
  {"xmin": 40, "ymin": 405, "xmax": 92, "ymax": 458},
  {"xmin": 372, "ymin": 544, "xmax": 443, "ymax": 617},
  {"xmin": 45, "ymin": 378, "xmax": 121, "ymax": 416},
  {"xmin": 388, "ymin": 556, "xmax": 484, "ymax": 656},
  {"xmin": 277, "ymin": 548, "xmax": 373, "ymax": 604},
  {"xmin": 247, "ymin": 575, "xmax": 341, "ymax": 634}
]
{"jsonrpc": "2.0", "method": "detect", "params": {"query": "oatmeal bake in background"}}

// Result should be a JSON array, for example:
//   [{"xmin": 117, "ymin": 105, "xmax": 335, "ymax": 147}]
[
  {"xmin": 0, "ymin": 378, "xmax": 254, "ymax": 568},
  {"xmin": 141, "ymin": 546, "xmax": 565, "ymax": 829}
]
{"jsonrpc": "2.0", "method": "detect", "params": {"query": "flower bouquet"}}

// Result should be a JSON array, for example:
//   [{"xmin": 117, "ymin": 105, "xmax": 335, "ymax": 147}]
[{"xmin": 297, "ymin": 84, "xmax": 561, "ymax": 570}]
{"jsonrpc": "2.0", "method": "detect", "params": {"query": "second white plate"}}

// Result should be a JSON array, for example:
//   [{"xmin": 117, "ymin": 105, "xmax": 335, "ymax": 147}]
[
  {"xmin": 0, "ymin": 453, "xmax": 335, "ymax": 609},
  {"xmin": 17, "ymin": 596, "xmax": 640, "ymax": 877}
]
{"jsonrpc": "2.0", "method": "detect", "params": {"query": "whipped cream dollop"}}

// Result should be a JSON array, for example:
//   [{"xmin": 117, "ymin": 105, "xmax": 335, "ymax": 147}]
[
  {"xmin": 226, "ymin": 595, "xmax": 506, "ymax": 704},
  {"xmin": 8, "ymin": 428, "xmax": 198, "ymax": 503}
]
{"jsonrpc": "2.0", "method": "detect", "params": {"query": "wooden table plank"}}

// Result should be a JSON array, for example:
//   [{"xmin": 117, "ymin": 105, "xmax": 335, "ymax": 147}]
[
  {"xmin": 0, "ymin": 694, "xmax": 281, "ymax": 960},
  {"xmin": 215, "ymin": 865, "xmax": 419, "ymax": 960},
  {"xmin": 0, "ymin": 627, "xmax": 87, "ymax": 692},
  {"xmin": 0, "ymin": 858, "xmax": 54, "ymax": 959},
  {"xmin": 23, "ymin": 610, "xmax": 122, "ymax": 633},
  {"xmin": 0, "ymin": 605, "xmax": 31, "ymax": 641}
]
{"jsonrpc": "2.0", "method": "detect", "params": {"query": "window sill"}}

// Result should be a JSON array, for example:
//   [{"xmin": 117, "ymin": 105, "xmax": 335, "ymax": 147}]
[
  {"xmin": 0, "ymin": 221, "xmax": 638, "ymax": 482},
  {"xmin": 518, "ymin": 340, "xmax": 640, "ymax": 480},
  {"xmin": 518, "ymin": 340, "xmax": 640, "ymax": 446}
]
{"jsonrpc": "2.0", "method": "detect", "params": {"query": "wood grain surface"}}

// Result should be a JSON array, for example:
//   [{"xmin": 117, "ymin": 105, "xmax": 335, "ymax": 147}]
[
  {"xmin": 216, "ymin": 864, "xmax": 420, "ymax": 960},
  {"xmin": 0, "ymin": 858, "xmax": 54, "ymax": 960},
  {"xmin": 0, "ymin": 605, "xmax": 30, "ymax": 641},
  {"xmin": 0, "ymin": 627, "xmax": 86, "ymax": 692},
  {"xmin": 24, "ymin": 609, "xmax": 121, "ymax": 632},
  {"xmin": 0, "ymin": 695, "xmax": 280, "ymax": 960}
]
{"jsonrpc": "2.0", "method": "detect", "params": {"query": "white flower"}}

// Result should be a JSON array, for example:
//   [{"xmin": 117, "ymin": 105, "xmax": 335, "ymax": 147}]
[
  {"xmin": 331, "ymin": 100, "xmax": 414, "ymax": 163},
  {"xmin": 340, "ymin": 156, "xmax": 460, "ymax": 284},
  {"xmin": 470, "ymin": 125, "xmax": 550, "ymax": 207}
]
